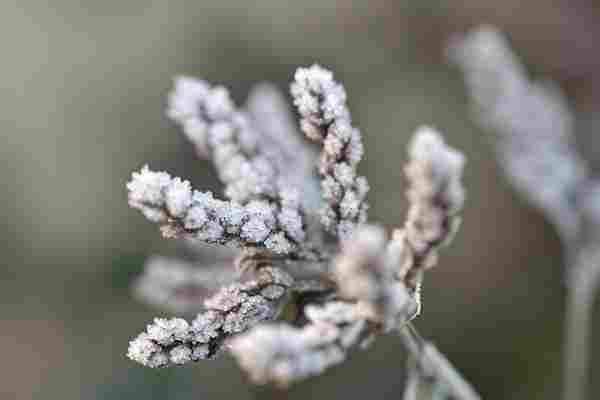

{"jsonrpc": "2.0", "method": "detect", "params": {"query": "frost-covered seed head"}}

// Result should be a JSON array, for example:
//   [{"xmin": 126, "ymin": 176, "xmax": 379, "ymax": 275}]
[
  {"xmin": 127, "ymin": 166, "xmax": 171, "ymax": 207},
  {"xmin": 165, "ymin": 178, "xmax": 192, "ymax": 218},
  {"xmin": 184, "ymin": 206, "xmax": 208, "ymax": 230},
  {"xmin": 291, "ymin": 65, "xmax": 369, "ymax": 239},
  {"xmin": 408, "ymin": 126, "xmax": 466, "ymax": 211},
  {"xmin": 449, "ymin": 25, "xmax": 585, "ymax": 241},
  {"xmin": 127, "ymin": 65, "xmax": 469, "ymax": 390}
]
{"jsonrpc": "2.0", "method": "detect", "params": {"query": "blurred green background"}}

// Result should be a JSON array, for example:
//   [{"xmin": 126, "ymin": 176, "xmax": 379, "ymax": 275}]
[{"xmin": 2, "ymin": 1, "xmax": 600, "ymax": 399}]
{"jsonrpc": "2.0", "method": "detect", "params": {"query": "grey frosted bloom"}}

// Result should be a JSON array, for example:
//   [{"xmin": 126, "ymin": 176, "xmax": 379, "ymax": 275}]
[
  {"xmin": 127, "ymin": 166, "xmax": 306, "ymax": 255},
  {"xmin": 448, "ymin": 26, "xmax": 586, "ymax": 241},
  {"xmin": 128, "ymin": 264, "xmax": 294, "ymax": 367},
  {"xmin": 390, "ymin": 127, "xmax": 465, "ymax": 295},
  {"xmin": 291, "ymin": 65, "xmax": 369, "ymax": 240},
  {"xmin": 125, "ymin": 65, "xmax": 471, "ymax": 394}
]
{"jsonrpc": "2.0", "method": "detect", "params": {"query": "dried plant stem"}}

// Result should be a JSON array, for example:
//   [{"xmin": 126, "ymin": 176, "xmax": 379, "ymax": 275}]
[
  {"xmin": 399, "ymin": 323, "xmax": 481, "ymax": 400},
  {"xmin": 563, "ymin": 249, "xmax": 600, "ymax": 400}
]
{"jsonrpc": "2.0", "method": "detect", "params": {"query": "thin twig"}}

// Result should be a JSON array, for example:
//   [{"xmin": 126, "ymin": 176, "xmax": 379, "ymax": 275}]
[{"xmin": 399, "ymin": 322, "xmax": 481, "ymax": 400}]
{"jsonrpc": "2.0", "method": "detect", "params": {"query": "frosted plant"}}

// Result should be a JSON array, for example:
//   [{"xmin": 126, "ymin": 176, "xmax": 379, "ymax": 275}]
[
  {"xmin": 447, "ymin": 26, "xmax": 586, "ymax": 244},
  {"xmin": 126, "ymin": 65, "xmax": 479, "ymax": 399},
  {"xmin": 449, "ymin": 25, "xmax": 600, "ymax": 400},
  {"xmin": 291, "ymin": 66, "xmax": 369, "ymax": 240},
  {"xmin": 128, "ymin": 262, "xmax": 294, "ymax": 366}
]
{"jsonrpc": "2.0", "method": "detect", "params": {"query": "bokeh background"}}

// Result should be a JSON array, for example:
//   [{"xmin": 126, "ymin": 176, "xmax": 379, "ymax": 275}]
[{"xmin": 3, "ymin": 1, "xmax": 600, "ymax": 399}]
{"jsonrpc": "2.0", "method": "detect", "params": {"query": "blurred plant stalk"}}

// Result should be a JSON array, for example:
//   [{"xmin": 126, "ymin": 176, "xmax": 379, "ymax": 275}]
[
  {"xmin": 449, "ymin": 25, "xmax": 600, "ymax": 400},
  {"xmin": 401, "ymin": 323, "xmax": 480, "ymax": 400}
]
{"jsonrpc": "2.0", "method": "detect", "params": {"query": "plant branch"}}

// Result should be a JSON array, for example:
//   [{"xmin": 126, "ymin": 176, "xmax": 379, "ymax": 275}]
[
  {"xmin": 563, "ymin": 248, "xmax": 600, "ymax": 400},
  {"xmin": 399, "ymin": 322, "xmax": 481, "ymax": 400}
]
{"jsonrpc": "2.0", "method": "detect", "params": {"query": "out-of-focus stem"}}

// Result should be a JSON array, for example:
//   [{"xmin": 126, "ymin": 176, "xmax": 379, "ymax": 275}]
[
  {"xmin": 563, "ymin": 248, "xmax": 600, "ymax": 400},
  {"xmin": 399, "ymin": 323, "xmax": 481, "ymax": 400}
]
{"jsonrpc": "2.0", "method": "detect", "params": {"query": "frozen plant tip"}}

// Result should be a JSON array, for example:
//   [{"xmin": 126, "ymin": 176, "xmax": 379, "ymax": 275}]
[
  {"xmin": 394, "ymin": 127, "xmax": 465, "ymax": 294},
  {"xmin": 126, "ymin": 64, "xmax": 477, "ymax": 398},
  {"xmin": 128, "ymin": 262, "xmax": 294, "ymax": 366},
  {"xmin": 127, "ymin": 166, "xmax": 305, "ymax": 254},
  {"xmin": 291, "ymin": 65, "xmax": 369, "ymax": 240},
  {"xmin": 229, "ymin": 302, "xmax": 362, "ymax": 385}
]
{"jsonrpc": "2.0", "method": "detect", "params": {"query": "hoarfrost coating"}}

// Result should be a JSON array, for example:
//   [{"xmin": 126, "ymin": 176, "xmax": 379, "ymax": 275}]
[
  {"xmin": 125, "ymin": 64, "xmax": 474, "ymax": 397},
  {"xmin": 448, "ymin": 26, "xmax": 586, "ymax": 242}
]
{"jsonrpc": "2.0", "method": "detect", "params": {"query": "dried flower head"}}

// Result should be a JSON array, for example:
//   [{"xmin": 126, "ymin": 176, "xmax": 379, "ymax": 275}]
[
  {"xmin": 125, "ymin": 64, "xmax": 471, "ymax": 395},
  {"xmin": 291, "ymin": 65, "xmax": 369, "ymax": 240}
]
